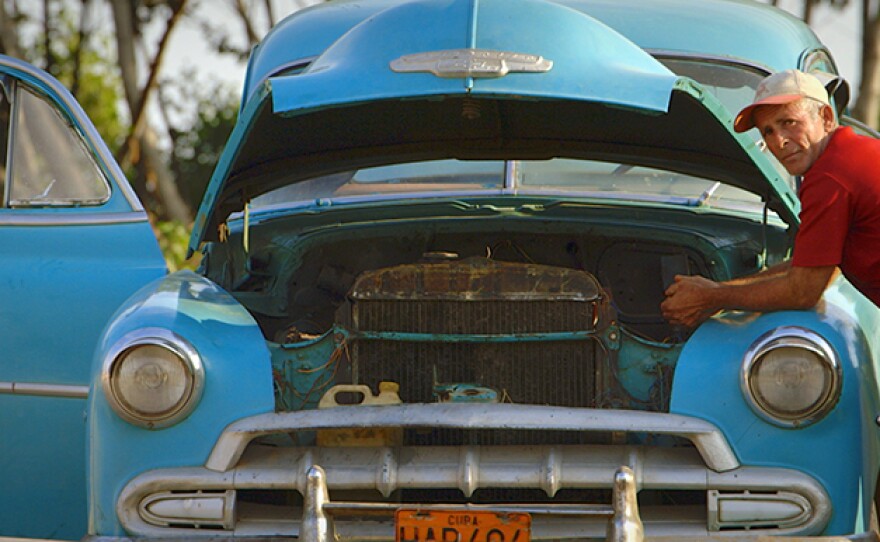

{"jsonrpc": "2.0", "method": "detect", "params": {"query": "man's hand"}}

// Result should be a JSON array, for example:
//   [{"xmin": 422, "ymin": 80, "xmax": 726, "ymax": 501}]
[
  {"xmin": 661, "ymin": 275, "xmax": 719, "ymax": 328},
  {"xmin": 660, "ymin": 265, "xmax": 837, "ymax": 329}
]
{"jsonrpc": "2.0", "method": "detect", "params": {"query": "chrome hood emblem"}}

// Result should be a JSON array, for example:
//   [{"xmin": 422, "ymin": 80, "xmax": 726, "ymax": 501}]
[{"xmin": 391, "ymin": 48, "xmax": 552, "ymax": 78}]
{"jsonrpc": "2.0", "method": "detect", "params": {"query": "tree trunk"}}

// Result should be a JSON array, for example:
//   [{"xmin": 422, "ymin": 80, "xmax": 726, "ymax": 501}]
[
  {"xmin": 263, "ymin": 0, "xmax": 276, "ymax": 27},
  {"xmin": 71, "ymin": 0, "xmax": 92, "ymax": 97},
  {"xmin": 234, "ymin": 0, "xmax": 261, "ymax": 48},
  {"xmin": 42, "ymin": 0, "xmax": 58, "ymax": 75},
  {"xmin": 111, "ymin": 0, "xmax": 140, "ymax": 124},
  {"xmin": 110, "ymin": 0, "xmax": 192, "ymax": 222},
  {"xmin": 853, "ymin": 0, "xmax": 880, "ymax": 128},
  {"xmin": 142, "ymin": 125, "xmax": 192, "ymax": 221},
  {"xmin": 802, "ymin": 0, "xmax": 817, "ymax": 24}
]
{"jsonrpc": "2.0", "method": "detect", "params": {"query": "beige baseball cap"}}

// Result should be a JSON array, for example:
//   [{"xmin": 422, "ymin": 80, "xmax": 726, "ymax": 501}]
[{"xmin": 733, "ymin": 69, "xmax": 830, "ymax": 133}]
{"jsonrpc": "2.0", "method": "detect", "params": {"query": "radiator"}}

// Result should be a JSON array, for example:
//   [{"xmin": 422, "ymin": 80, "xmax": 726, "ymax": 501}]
[{"xmin": 340, "ymin": 257, "xmax": 615, "ymax": 445}]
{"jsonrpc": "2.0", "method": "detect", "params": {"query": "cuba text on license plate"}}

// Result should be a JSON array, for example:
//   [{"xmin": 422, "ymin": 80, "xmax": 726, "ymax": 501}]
[{"xmin": 395, "ymin": 509, "xmax": 531, "ymax": 542}]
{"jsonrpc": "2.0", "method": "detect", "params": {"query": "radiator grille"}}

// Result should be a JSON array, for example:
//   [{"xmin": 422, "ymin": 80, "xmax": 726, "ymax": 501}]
[
  {"xmin": 351, "ymin": 339, "xmax": 600, "ymax": 405},
  {"xmin": 350, "ymin": 338, "xmax": 607, "ymax": 445},
  {"xmin": 354, "ymin": 299, "xmax": 595, "ymax": 334},
  {"xmin": 340, "ymin": 257, "xmax": 614, "ymax": 446}
]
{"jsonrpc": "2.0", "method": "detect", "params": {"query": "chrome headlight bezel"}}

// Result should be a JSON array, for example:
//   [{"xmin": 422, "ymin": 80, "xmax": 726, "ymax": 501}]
[
  {"xmin": 101, "ymin": 328, "xmax": 204, "ymax": 429},
  {"xmin": 741, "ymin": 326, "xmax": 841, "ymax": 428}
]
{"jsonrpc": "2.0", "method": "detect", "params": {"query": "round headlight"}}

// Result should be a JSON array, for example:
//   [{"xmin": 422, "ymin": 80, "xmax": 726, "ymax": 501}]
[
  {"xmin": 102, "ymin": 329, "xmax": 204, "ymax": 429},
  {"xmin": 742, "ymin": 327, "xmax": 840, "ymax": 428}
]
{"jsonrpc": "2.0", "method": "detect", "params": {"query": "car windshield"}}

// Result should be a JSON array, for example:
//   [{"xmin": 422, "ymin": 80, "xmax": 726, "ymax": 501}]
[
  {"xmin": 659, "ymin": 56, "xmax": 793, "ymax": 183},
  {"xmin": 252, "ymin": 158, "xmax": 767, "ymax": 214},
  {"xmin": 658, "ymin": 57, "xmax": 766, "ymax": 115}
]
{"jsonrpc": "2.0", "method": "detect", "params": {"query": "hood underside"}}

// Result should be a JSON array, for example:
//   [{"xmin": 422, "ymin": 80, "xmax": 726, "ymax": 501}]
[{"xmin": 190, "ymin": 0, "xmax": 797, "ymax": 251}]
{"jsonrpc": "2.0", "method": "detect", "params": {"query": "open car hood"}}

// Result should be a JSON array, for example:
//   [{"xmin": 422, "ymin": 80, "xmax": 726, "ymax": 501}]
[{"xmin": 190, "ymin": 0, "xmax": 798, "ymax": 252}]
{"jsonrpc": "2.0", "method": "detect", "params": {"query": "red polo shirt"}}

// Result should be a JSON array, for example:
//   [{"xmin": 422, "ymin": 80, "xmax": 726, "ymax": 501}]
[{"xmin": 792, "ymin": 127, "xmax": 880, "ymax": 306}]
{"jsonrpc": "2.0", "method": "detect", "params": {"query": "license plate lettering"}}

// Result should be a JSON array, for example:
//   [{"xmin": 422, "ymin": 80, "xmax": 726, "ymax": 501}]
[{"xmin": 395, "ymin": 510, "xmax": 531, "ymax": 542}]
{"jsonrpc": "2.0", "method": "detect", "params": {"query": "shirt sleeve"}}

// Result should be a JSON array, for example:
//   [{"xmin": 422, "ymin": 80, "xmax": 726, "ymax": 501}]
[{"xmin": 792, "ymin": 173, "xmax": 852, "ymax": 268}]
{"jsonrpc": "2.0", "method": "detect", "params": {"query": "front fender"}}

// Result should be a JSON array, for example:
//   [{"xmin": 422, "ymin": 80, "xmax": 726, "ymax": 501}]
[
  {"xmin": 670, "ymin": 289, "xmax": 880, "ymax": 536},
  {"xmin": 86, "ymin": 271, "xmax": 275, "ymax": 536}
]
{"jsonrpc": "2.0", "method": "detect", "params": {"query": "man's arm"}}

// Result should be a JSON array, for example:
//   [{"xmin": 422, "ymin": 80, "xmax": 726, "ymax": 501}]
[
  {"xmin": 724, "ymin": 260, "xmax": 791, "ymax": 285},
  {"xmin": 660, "ymin": 264, "xmax": 837, "ymax": 328}
]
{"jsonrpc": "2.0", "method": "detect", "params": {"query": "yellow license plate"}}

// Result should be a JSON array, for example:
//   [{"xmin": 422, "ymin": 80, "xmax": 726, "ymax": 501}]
[{"xmin": 395, "ymin": 509, "xmax": 531, "ymax": 542}]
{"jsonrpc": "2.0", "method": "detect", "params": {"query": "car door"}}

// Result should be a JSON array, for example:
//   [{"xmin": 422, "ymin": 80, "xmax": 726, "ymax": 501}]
[{"xmin": 0, "ymin": 56, "xmax": 167, "ymax": 540}]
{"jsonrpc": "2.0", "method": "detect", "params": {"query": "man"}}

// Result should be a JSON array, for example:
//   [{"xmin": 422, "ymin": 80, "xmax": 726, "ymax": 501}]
[{"xmin": 661, "ymin": 69, "xmax": 880, "ymax": 328}]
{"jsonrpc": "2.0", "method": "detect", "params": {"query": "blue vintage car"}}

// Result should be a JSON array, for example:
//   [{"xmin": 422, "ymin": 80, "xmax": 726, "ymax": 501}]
[{"xmin": 3, "ymin": 0, "xmax": 879, "ymax": 541}]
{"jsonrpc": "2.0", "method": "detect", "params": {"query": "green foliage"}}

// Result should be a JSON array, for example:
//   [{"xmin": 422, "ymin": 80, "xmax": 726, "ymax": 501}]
[
  {"xmin": 166, "ymin": 73, "xmax": 239, "ymax": 209},
  {"xmin": 22, "ymin": 5, "xmax": 127, "ymax": 152},
  {"xmin": 63, "ymin": 44, "xmax": 127, "ymax": 151},
  {"xmin": 155, "ymin": 219, "xmax": 200, "ymax": 272}
]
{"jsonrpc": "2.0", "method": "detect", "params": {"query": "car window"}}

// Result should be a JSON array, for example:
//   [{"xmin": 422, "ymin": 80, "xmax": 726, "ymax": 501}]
[
  {"xmin": 518, "ymin": 159, "xmax": 760, "ymax": 204},
  {"xmin": 658, "ymin": 58, "xmax": 766, "ymax": 116},
  {"xmin": 7, "ymin": 83, "xmax": 110, "ymax": 207},
  {"xmin": 252, "ymin": 158, "xmax": 769, "ymax": 215},
  {"xmin": 658, "ymin": 57, "xmax": 796, "ymax": 188},
  {"xmin": 252, "ymin": 160, "xmax": 505, "ymax": 205}
]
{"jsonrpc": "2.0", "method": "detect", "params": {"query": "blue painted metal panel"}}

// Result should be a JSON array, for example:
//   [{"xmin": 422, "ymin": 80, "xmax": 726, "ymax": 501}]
[
  {"xmin": 87, "ymin": 272, "xmax": 275, "ymax": 535},
  {"xmin": 0, "ymin": 221, "xmax": 165, "ymax": 539},
  {"xmin": 243, "ymin": 0, "xmax": 830, "ymax": 101},
  {"xmin": 556, "ymin": 0, "xmax": 829, "ymax": 73},
  {"xmin": 469, "ymin": 0, "xmax": 674, "ymax": 104},
  {"xmin": 189, "ymin": 0, "xmax": 705, "ymax": 253},
  {"xmin": 242, "ymin": 0, "xmax": 401, "ymax": 101},
  {"xmin": 0, "ymin": 55, "xmax": 166, "ymax": 540},
  {"xmin": 269, "ymin": 0, "xmax": 677, "ymax": 116},
  {"xmin": 669, "ymin": 285, "xmax": 880, "ymax": 535}
]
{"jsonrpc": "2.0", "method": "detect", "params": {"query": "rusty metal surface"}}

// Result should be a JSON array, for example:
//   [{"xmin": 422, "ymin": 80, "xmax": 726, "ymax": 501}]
[
  {"xmin": 349, "ymin": 256, "xmax": 603, "ymax": 301},
  {"xmin": 341, "ymin": 257, "xmax": 614, "ymax": 427}
]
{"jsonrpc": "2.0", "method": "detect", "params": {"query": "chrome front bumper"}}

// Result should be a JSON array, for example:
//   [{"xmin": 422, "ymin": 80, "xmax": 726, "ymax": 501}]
[
  {"xmin": 113, "ymin": 404, "xmax": 853, "ymax": 540},
  {"xmin": 298, "ymin": 464, "xmax": 643, "ymax": 541}
]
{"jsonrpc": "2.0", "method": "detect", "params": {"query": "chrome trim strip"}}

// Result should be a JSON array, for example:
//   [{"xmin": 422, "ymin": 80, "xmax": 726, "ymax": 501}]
[
  {"xmin": 0, "ymin": 210, "xmax": 151, "ymax": 226},
  {"xmin": 79, "ymin": 534, "xmax": 880, "ymax": 542},
  {"xmin": 317, "ymin": 501, "xmax": 614, "ymax": 516},
  {"xmin": 77, "ymin": 524, "xmax": 880, "ymax": 542},
  {"xmin": 118, "ymin": 445, "xmax": 831, "ymax": 538},
  {"xmin": 246, "ymin": 189, "xmax": 701, "ymax": 217},
  {"xmin": 0, "ymin": 56, "xmax": 143, "ymax": 211},
  {"xmin": 504, "ymin": 158, "xmax": 518, "ymax": 194},
  {"xmin": 3, "ymin": 78, "xmax": 18, "ymax": 206},
  {"xmin": 205, "ymin": 404, "xmax": 739, "ymax": 472},
  {"xmin": 0, "ymin": 381, "xmax": 88, "ymax": 398}
]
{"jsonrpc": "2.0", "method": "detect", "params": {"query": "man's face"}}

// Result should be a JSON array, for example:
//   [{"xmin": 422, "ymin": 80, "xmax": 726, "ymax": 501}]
[{"xmin": 753, "ymin": 100, "xmax": 834, "ymax": 176}]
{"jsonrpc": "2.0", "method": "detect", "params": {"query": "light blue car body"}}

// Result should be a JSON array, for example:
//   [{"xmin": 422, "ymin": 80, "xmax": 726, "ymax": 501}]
[
  {"xmin": 0, "ymin": 56, "xmax": 167, "ymax": 538},
  {"xmin": 3, "ymin": 0, "xmax": 880, "ymax": 541}
]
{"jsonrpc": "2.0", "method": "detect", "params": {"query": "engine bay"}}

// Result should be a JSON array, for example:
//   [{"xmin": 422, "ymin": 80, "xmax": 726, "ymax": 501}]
[{"xmin": 204, "ymin": 208, "xmax": 789, "ymax": 345}]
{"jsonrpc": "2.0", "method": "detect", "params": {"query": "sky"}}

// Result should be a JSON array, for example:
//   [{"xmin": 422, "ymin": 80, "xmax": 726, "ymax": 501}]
[{"xmin": 157, "ymin": 1, "xmax": 318, "ymax": 96}]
